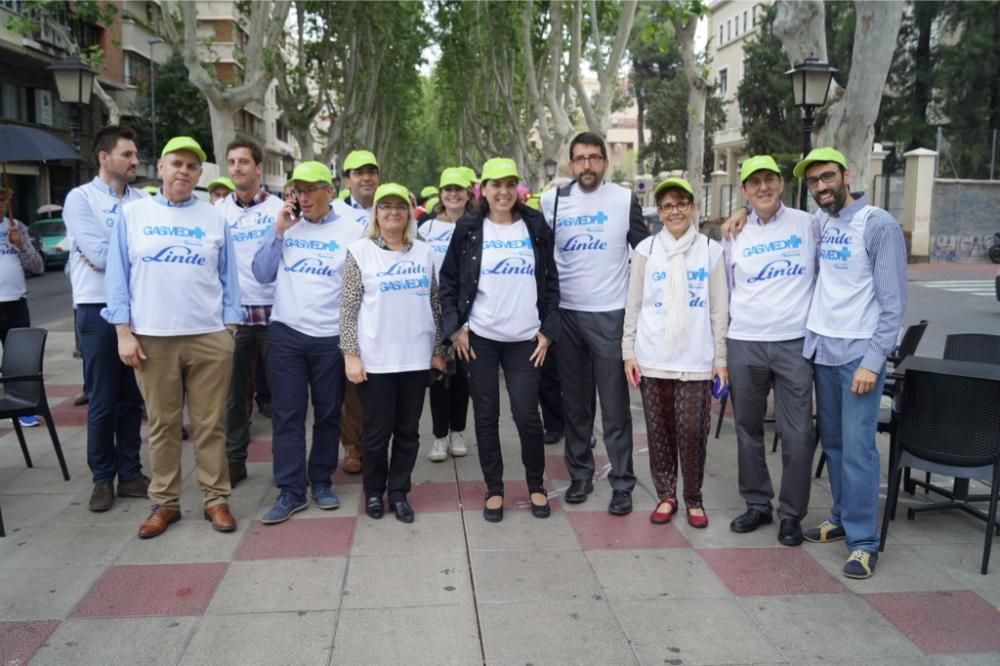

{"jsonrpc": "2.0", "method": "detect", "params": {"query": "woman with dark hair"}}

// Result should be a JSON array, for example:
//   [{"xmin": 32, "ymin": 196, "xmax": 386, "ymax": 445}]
[
  {"xmin": 439, "ymin": 158, "xmax": 560, "ymax": 522},
  {"xmin": 418, "ymin": 168, "xmax": 475, "ymax": 463},
  {"xmin": 622, "ymin": 177, "xmax": 729, "ymax": 529}
]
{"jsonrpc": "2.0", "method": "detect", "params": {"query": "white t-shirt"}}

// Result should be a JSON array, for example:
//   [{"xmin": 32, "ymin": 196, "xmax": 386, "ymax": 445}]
[
  {"xmin": 416, "ymin": 218, "xmax": 456, "ymax": 277},
  {"xmin": 270, "ymin": 215, "xmax": 366, "ymax": 337},
  {"xmin": 726, "ymin": 205, "xmax": 819, "ymax": 341},
  {"xmin": 0, "ymin": 219, "xmax": 27, "ymax": 302},
  {"xmin": 541, "ymin": 182, "xmax": 633, "ymax": 311},
  {"xmin": 217, "ymin": 192, "xmax": 283, "ymax": 305},
  {"xmin": 634, "ymin": 234, "xmax": 722, "ymax": 373},
  {"xmin": 348, "ymin": 238, "xmax": 436, "ymax": 373},
  {"xmin": 468, "ymin": 218, "xmax": 540, "ymax": 343}
]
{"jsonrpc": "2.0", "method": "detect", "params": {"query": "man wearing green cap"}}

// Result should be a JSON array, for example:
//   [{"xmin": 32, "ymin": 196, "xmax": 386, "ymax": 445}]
[
  {"xmin": 252, "ymin": 160, "xmax": 366, "ymax": 523},
  {"xmin": 207, "ymin": 177, "xmax": 235, "ymax": 205},
  {"xmin": 216, "ymin": 138, "xmax": 286, "ymax": 487},
  {"xmin": 792, "ymin": 147, "xmax": 906, "ymax": 579},
  {"xmin": 103, "ymin": 136, "xmax": 242, "ymax": 538},
  {"xmin": 725, "ymin": 155, "xmax": 821, "ymax": 546},
  {"xmin": 338, "ymin": 149, "xmax": 381, "ymax": 473}
]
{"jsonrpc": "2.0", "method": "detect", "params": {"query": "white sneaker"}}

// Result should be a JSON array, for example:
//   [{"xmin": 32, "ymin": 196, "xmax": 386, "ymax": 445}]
[
  {"xmin": 428, "ymin": 438, "xmax": 448, "ymax": 462},
  {"xmin": 448, "ymin": 431, "xmax": 468, "ymax": 457}
]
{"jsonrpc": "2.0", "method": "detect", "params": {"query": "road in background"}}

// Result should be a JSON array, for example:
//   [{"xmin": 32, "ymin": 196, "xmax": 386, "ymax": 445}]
[{"xmin": 25, "ymin": 269, "xmax": 74, "ymax": 332}]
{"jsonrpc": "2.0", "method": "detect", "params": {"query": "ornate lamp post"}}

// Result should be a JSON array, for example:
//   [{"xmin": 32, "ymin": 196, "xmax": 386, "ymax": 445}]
[
  {"xmin": 48, "ymin": 57, "xmax": 96, "ymax": 186},
  {"xmin": 786, "ymin": 57, "xmax": 838, "ymax": 209}
]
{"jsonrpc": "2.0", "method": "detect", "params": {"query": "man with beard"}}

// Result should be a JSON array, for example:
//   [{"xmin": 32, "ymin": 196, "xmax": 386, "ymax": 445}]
[
  {"xmin": 795, "ymin": 147, "xmax": 905, "ymax": 579},
  {"xmin": 540, "ymin": 132, "xmax": 648, "ymax": 515},
  {"xmin": 63, "ymin": 125, "xmax": 150, "ymax": 512}
]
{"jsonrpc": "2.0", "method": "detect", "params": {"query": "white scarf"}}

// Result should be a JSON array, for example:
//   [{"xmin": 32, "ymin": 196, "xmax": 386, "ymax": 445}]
[{"xmin": 656, "ymin": 224, "xmax": 698, "ymax": 350}]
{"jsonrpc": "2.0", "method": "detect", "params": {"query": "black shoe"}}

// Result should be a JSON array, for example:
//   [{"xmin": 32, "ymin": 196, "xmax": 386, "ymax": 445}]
[
  {"xmin": 257, "ymin": 401, "xmax": 273, "ymax": 419},
  {"xmin": 564, "ymin": 479, "xmax": 594, "ymax": 504},
  {"xmin": 228, "ymin": 461, "xmax": 248, "ymax": 487},
  {"xmin": 778, "ymin": 518, "xmax": 804, "ymax": 546},
  {"xmin": 529, "ymin": 492, "xmax": 550, "ymax": 519},
  {"xmin": 389, "ymin": 499, "xmax": 414, "ymax": 523},
  {"xmin": 483, "ymin": 494, "xmax": 504, "ymax": 523},
  {"xmin": 608, "ymin": 490, "xmax": 633, "ymax": 515},
  {"xmin": 543, "ymin": 430, "xmax": 564, "ymax": 444},
  {"xmin": 365, "ymin": 496, "xmax": 384, "ymax": 520},
  {"xmin": 729, "ymin": 508, "xmax": 774, "ymax": 533},
  {"xmin": 73, "ymin": 391, "xmax": 89, "ymax": 406}
]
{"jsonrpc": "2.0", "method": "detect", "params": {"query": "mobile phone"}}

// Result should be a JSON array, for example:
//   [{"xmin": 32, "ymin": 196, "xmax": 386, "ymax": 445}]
[{"xmin": 712, "ymin": 375, "xmax": 729, "ymax": 400}]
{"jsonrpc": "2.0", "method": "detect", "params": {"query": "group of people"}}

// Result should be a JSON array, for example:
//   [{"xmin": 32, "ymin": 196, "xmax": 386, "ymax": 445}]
[{"xmin": 54, "ymin": 124, "xmax": 904, "ymax": 581}]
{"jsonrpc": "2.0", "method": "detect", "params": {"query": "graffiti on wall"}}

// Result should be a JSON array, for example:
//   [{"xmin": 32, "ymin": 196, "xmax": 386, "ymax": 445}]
[{"xmin": 929, "ymin": 234, "xmax": 994, "ymax": 262}]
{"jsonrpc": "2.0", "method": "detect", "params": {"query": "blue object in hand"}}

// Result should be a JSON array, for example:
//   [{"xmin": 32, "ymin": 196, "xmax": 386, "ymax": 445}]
[{"xmin": 712, "ymin": 375, "xmax": 729, "ymax": 400}]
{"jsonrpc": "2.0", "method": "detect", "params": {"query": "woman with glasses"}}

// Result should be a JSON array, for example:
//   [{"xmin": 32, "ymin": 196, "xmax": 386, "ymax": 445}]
[
  {"xmin": 439, "ymin": 158, "xmax": 560, "ymax": 522},
  {"xmin": 418, "ymin": 168, "xmax": 475, "ymax": 463},
  {"xmin": 340, "ymin": 183, "xmax": 446, "ymax": 523},
  {"xmin": 622, "ymin": 177, "xmax": 729, "ymax": 528}
]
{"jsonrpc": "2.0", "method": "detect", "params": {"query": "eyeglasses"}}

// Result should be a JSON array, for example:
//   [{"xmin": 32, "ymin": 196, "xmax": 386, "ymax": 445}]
[
  {"xmin": 376, "ymin": 203, "xmax": 409, "ymax": 213},
  {"xmin": 745, "ymin": 173, "xmax": 780, "ymax": 189},
  {"xmin": 657, "ymin": 201, "xmax": 692, "ymax": 214},
  {"xmin": 570, "ymin": 154, "xmax": 605, "ymax": 165},
  {"xmin": 804, "ymin": 171, "xmax": 839, "ymax": 188},
  {"xmin": 294, "ymin": 185, "xmax": 326, "ymax": 196}
]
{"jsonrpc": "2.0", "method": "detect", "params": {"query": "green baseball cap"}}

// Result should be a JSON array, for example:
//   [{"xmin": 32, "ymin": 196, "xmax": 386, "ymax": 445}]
[
  {"xmin": 439, "ymin": 167, "xmax": 471, "ymax": 189},
  {"xmin": 337, "ymin": 188, "xmax": 350, "ymax": 200},
  {"xmin": 793, "ymin": 147, "xmax": 847, "ymax": 178},
  {"xmin": 740, "ymin": 155, "xmax": 781, "ymax": 183},
  {"xmin": 425, "ymin": 196, "xmax": 439, "ymax": 211},
  {"xmin": 140, "ymin": 185, "xmax": 159, "ymax": 195},
  {"xmin": 420, "ymin": 185, "xmax": 439, "ymax": 198},
  {"xmin": 161, "ymin": 136, "xmax": 207, "ymax": 163},
  {"xmin": 480, "ymin": 157, "xmax": 520, "ymax": 183},
  {"xmin": 206, "ymin": 176, "xmax": 235, "ymax": 192},
  {"xmin": 343, "ymin": 150, "xmax": 379, "ymax": 173},
  {"xmin": 459, "ymin": 166, "xmax": 479, "ymax": 184},
  {"xmin": 653, "ymin": 177, "xmax": 694, "ymax": 199},
  {"xmin": 291, "ymin": 161, "xmax": 333, "ymax": 186},
  {"xmin": 373, "ymin": 182, "xmax": 411, "ymax": 206}
]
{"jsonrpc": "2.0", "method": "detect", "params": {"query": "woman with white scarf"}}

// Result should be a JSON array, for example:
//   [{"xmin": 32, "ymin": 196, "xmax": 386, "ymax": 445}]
[{"xmin": 622, "ymin": 177, "xmax": 729, "ymax": 529}]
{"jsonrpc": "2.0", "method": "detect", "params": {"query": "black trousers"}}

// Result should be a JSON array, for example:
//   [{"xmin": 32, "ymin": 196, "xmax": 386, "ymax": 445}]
[
  {"xmin": 0, "ymin": 297, "xmax": 30, "ymax": 345},
  {"xmin": 466, "ymin": 332, "xmax": 545, "ymax": 496},
  {"xmin": 357, "ymin": 370, "xmax": 426, "ymax": 502},
  {"xmin": 428, "ymin": 359, "xmax": 469, "ymax": 438},
  {"xmin": 539, "ymin": 348, "xmax": 564, "ymax": 434}
]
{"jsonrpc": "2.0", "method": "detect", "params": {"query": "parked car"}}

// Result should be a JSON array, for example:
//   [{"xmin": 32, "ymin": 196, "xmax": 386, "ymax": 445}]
[{"xmin": 28, "ymin": 218, "xmax": 69, "ymax": 269}]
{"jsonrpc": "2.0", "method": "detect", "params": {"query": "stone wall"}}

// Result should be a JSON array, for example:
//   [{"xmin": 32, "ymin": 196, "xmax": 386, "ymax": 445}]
[{"xmin": 929, "ymin": 179, "xmax": 1000, "ymax": 262}]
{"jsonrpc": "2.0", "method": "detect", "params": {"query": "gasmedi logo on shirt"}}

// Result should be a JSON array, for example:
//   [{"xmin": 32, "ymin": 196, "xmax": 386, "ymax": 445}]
[
  {"xmin": 555, "ymin": 211, "xmax": 608, "ymax": 229},
  {"xmin": 819, "ymin": 228, "xmax": 853, "ymax": 266},
  {"xmin": 741, "ymin": 234, "xmax": 802, "ymax": 257}
]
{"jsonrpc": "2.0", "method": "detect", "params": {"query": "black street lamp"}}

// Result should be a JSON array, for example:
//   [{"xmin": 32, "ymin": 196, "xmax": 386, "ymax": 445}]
[
  {"xmin": 786, "ymin": 57, "xmax": 838, "ymax": 209},
  {"xmin": 48, "ymin": 57, "xmax": 96, "ymax": 187},
  {"xmin": 543, "ymin": 157, "xmax": 558, "ymax": 182},
  {"xmin": 282, "ymin": 153, "xmax": 295, "ymax": 179}
]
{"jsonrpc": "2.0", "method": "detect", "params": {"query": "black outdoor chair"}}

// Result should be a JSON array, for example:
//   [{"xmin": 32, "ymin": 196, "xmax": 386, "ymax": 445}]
[
  {"xmin": 0, "ymin": 327, "xmax": 71, "ymax": 536},
  {"xmin": 879, "ymin": 357, "xmax": 1000, "ymax": 575}
]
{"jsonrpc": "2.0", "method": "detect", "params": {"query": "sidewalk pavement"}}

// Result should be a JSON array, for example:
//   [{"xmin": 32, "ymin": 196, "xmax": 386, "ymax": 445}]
[{"xmin": 1, "ymin": 331, "xmax": 999, "ymax": 666}]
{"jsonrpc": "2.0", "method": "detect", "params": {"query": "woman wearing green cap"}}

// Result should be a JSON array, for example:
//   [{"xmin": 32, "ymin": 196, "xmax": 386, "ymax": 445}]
[
  {"xmin": 339, "ymin": 183, "xmax": 447, "ymax": 523},
  {"xmin": 439, "ymin": 157, "xmax": 560, "ymax": 522},
  {"xmin": 418, "ymin": 167, "xmax": 475, "ymax": 463},
  {"xmin": 622, "ymin": 177, "xmax": 729, "ymax": 528}
]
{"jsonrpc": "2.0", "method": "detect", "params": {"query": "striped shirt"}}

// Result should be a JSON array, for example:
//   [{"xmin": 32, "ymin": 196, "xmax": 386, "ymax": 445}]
[{"xmin": 803, "ymin": 194, "xmax": 907, "ymax": 371}]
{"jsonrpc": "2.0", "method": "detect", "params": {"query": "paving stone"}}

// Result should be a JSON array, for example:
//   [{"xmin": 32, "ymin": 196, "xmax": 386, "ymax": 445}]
[
  {"xmin": 206, "ymin": 558, "xmax": 346, "ymax": 614},
  {"xmin": 699, "ymin": 546, "xmax": 846, "ymax": 596},
  {"xmin": 566, "ymin": 510, "xmax": 689, "ymax": 550},
  {"xmin": 234, "ymin": 516, "xmax": 354, "ymax": 560},
  {"xmin": 351, "ymin": 510, "xmax": 466, "ymax": 555},
  {"xmin": 471, "ymin": 550, "xmax": 603, "ymax": 603},
  {"xmin": 73, "ymin": 562, "xmax": 226, "ymax": 618},
  {"xmin": 807, "ymin": 540, "xmax": 966, "ymax": 593},
  {"xmin": 342, "ymin": 551, "xmax": 472, "ymax": 609},
  {"xmin": 396, "ymin": 480, "xmax": 462, "ymax": 513},
  {"xmin": 0, "ymin": 523, "xmax": 134, "ymax": 568},
  {"xmin": 465, "ymin": 510, "xmax": 582, "ymax": 552},
  {"xmin": 586, "ymin": 548, "xmax": 731, "ymax": 601},
  {"xmin": 31, "ymin": 617, "xmax": 197, "ymax": 666},
  {"xmin": 0, "ymin": 566, "xmax": 104, "ymax": 621},
  {"xmin": 0, "ymin": 620, "xmax": 60, "ymax": 665},
  {"xmin": 179, "ymin": 611, "xmax": 335, "ymax": 666},
  {"xmin": 903, "ymin": 542, "xmax": 1000, "ymax": 590},
  {"xmin": 457, "ymin": 479, "xmax": 562, "ymax": 513},
  {"xmin": 116, "ymin": 518, "xmax": 245, "ymax": 564},
  {"xmin": 333, "ymin": 604, "xmax": 481, "ymax": 665},
  {"xmin": 863, "ymin": 590, "xmax": 1000, "ymax": 654}
]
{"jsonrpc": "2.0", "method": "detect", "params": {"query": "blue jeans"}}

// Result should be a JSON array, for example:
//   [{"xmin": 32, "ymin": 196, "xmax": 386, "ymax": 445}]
[
  {"xmin": 268, "ymin": 321, "xmax": 345, "ymax": 502},
  {"xmin": 77, "ymin": 304, "xmax": 144, "ymax": 484},
  {"xmin": 814, "ymin": 357, "xmax": 886, "ymax": 553}
]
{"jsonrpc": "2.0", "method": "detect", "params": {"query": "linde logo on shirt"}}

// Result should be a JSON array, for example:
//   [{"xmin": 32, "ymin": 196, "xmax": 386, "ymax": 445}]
[
  {"xmin": 284, "ymin": 257, "xmax": 336, "ymax": 277},
  {"xmin": 0, "ymin": 242, "xmax": 18, "ymax": 255},
  {"xmin": 555, "ymin": 211, "xmax": 608, "ymax": 229},
  {"xmin": 559, "ymin": 233, "xmax": 608, "ymax": 252},
  {"xmin": 284, "ymin": 238, "xmax": 340, "ymax": 253},
  {"xmin": 376, "ymin": 260, "xmax": 427, "ymax": 277},
  {"xmin": 483, "ymin": 256, "xmax": 535, "ymax": 275},
  {"xmin": 741, "ymin": 234, "xmax": 802, "ymax": 257},
  {"xmin": 483, "ymin": 238, "xmax": 531, "ymax": 250},
  {"xmin": 141, "ymin": 244, "xmax": 206, "ymax": 265},
  {"xmin": 651, "ymin": 268, "xmax": 709, "ymax": 282},
  {"xmin": 102, "ymin": 204, "xmax": 122, "ymax": 228},
  {"xmin": 689, "ymin": 290, "xmax": 706, "ymax": 308},
  {"xmin": 143, "ymin": 225, "xmax": 206, "ymax": 239},
  {"xmin": 232, "ymin": 228, "xmax": 269, "ymax": 243},
  {"xmin": 746, "ymin": 259, "xmax": 807, "ymax": 283}
]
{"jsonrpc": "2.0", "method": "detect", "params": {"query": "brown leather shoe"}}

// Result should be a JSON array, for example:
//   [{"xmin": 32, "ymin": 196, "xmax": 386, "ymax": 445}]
[
  {"xmin": 88, "ymin": 483, "xmax": 114, "ymax": 512},
  {"xmin": 342, "ymin": 457, "xmax": 362, "ymax": 475},
  {"xmin": 117, "ymin": 476, "xmax": 150, "ymax": 498},
  {"xmin": 228, "ymin": 461, "xmax": 248, "ymax": 487},
  {"xmin": 138, "ymin": 505, "xmax": 180, "ymax": 538},
  {"xmin": 204, "ymin": 504, "xmax": 237, "ymax": 532}
]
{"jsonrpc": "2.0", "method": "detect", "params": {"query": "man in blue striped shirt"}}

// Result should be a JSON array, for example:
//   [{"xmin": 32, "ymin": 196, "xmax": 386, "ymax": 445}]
[{"xmin": 795, "ymin": 147, "xmax": 907, "ymax": 580}]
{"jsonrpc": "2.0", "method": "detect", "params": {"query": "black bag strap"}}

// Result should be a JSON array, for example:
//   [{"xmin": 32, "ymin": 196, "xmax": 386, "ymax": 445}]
[{"xmin": 549, "ymin": 180, "xmax": 576, "ymax": 230}]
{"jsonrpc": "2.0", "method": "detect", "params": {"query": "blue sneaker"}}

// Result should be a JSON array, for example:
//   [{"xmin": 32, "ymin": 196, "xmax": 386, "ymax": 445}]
[
  {"xmin": 261, "ymin": 493, "xmax": 308, "ymax": 524},
  {"xmin": 311, "ymin": 485, "xmax": 340, "ymax": 510},
  {"xmin": 18, "ymin": 415, "xmax": 40, "ymax": 428}
]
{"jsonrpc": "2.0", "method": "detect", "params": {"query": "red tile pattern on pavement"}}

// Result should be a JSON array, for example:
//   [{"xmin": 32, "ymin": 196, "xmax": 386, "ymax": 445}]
[
  {"xmin": 245, "ymin": 440, "xmax": 272, "ymax": 463},
  {"xmin": 863, "ymin": 590, "xmax": 1000, "ymax": 655},
  {"xmin": 45, "ymin": 399, "xmax": 88, "ymax": 428},
  {"xmin": 544, "ymin": 453, "xmax": 609, "ymax": 481},
  {"xmin": 699, "ymin": 547, "xmax": 846, "ymax": 596},
  {"xmin": 0, "ymin": 620, "xmax": 61, "ymax": 665},
  {"xmin": 43, "ymin": 383, "xmax": 84, "ymax": 397},
  {"xmin": 399, "ymin": 481, "xmax": 462, "ymax": 513},
  {"xmin": 566, "ymin": 511, "xmax": 689, "ymax": 550},
  {"xmin": 234, "ymin": 516, "xmax": 354, "ymax": 560},
  {"xmin": 72, "ymin": 563, "xmax": 227, "ymax": 617}
]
